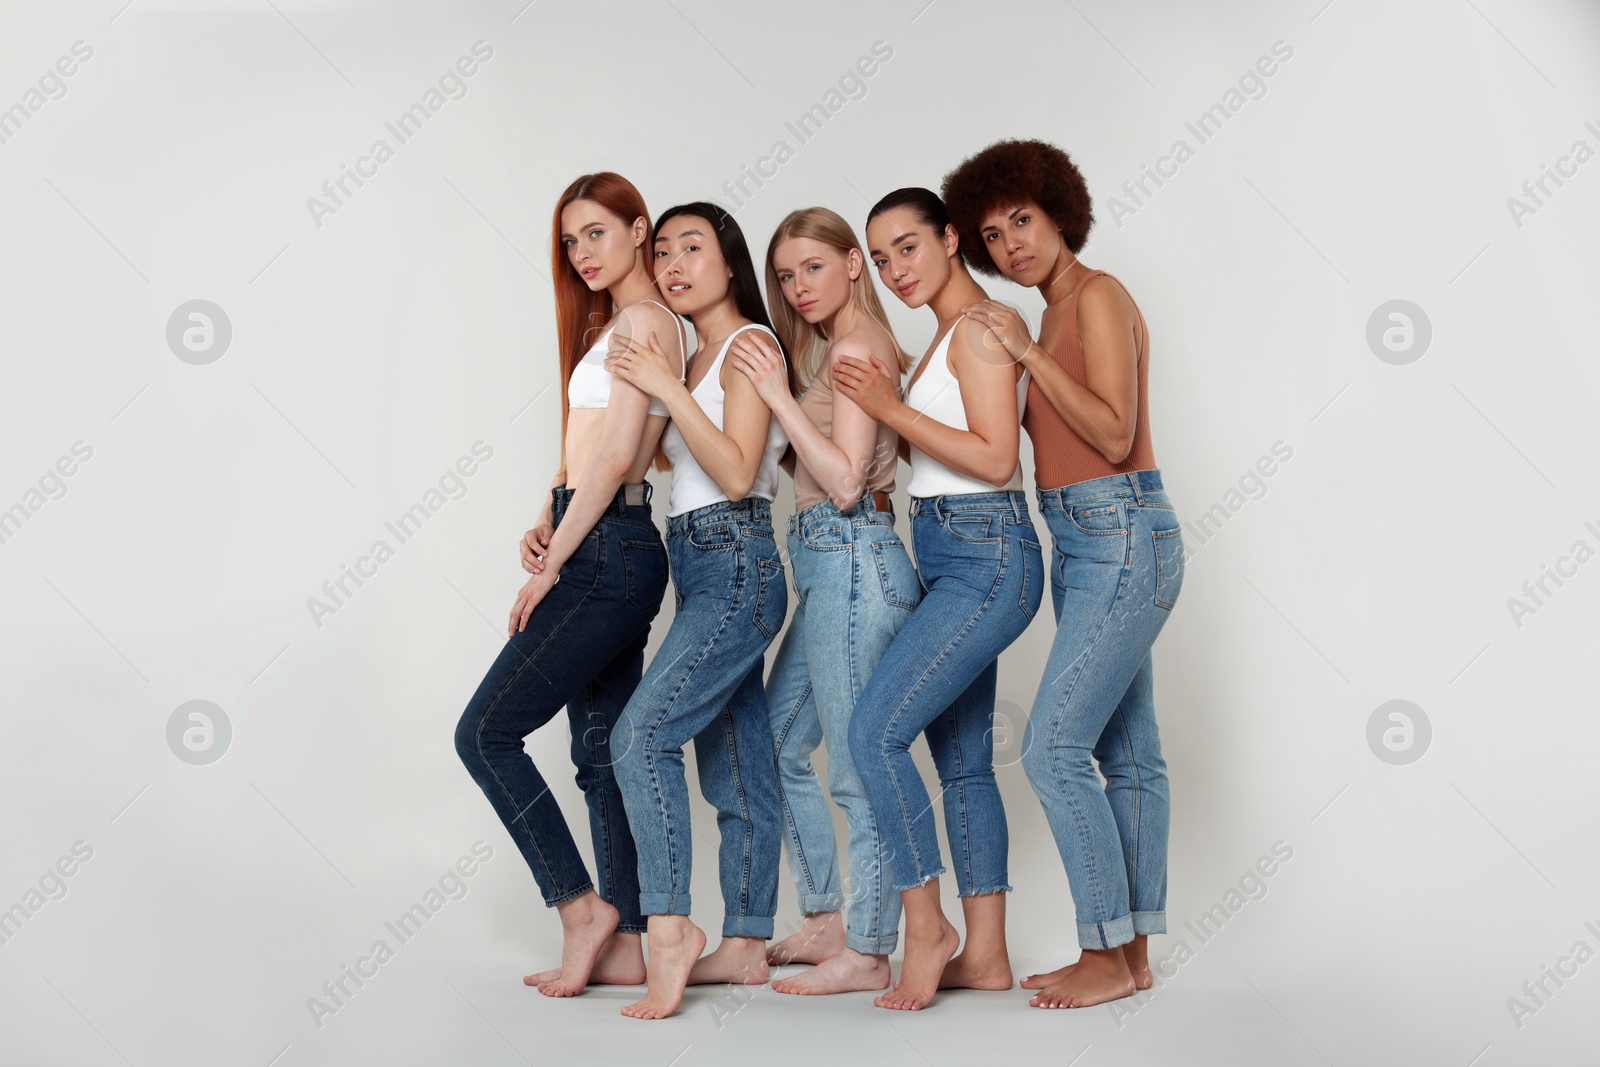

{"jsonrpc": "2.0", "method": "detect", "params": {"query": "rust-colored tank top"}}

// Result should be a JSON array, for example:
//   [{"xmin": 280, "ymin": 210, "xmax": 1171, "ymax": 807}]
[{"xmin": 1023, "ymin": 270, "xmax": 1157, "ymax": 490}]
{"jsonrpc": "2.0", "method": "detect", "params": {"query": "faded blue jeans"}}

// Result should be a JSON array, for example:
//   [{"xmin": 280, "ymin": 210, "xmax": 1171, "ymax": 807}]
[
  {"xmin": 1022, "ymin": 469, "xmax": 1184, "ymax": 950},
  {"xmin": 848, "ymin": 491, "xmax": 1043, "ymax": 895},
  {"xmin": 766, "ymin": 495, "xmax": 920, "ymax": 955},
  {"xmin": 454, "ymin": 483, "xmax": 665, "ymax": 933},
  {"xmin": 614, "ymin": 498, "xmax": 787, "ymax": 939}
]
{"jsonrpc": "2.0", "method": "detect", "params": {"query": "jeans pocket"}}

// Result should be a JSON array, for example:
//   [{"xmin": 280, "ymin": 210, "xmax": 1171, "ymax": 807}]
[
  {"xmin": 1018, "ymin": 537, "xmax": 1044, "ymax": 620},
  {"xmin": 753, "ymin": 557, "xmax": 789, "ymax": 639},
  {"xmin": 1067, "ymin": 500, "xmax": 1126, "ymax": 535},
  {"xmin": 871, "ymin": 539, "xmax": 921, "ymax": 611},
  {"xmin": 620, "ymin": 539, "xmax": 664, "ymax": 612},
  {"xmin": 689, "ymin": 522, "xmax": 737, "ymax": 549},
  {"xmin": 945, "ymin": 513, "xmax": 1000, "ymax": 544},
  {"xmin": 1152, "ymin": 527, "xmax": 1184, "ymax": 610}
]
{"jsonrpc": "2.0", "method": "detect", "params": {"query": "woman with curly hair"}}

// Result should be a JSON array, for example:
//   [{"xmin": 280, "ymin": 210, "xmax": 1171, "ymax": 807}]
[
  {"xmin": 831, "ymin": 187, "xmax": 1044, "ymax": 1011},
  {"xmin": 943, "ymin": 138, "xmax": 1186, "ymax": 1010}
]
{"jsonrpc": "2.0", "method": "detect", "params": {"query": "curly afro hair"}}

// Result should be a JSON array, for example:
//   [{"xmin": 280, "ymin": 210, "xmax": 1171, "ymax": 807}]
[{"xmin": 941, "ymin": 139, "xmax": 1094, "ymax": 276}]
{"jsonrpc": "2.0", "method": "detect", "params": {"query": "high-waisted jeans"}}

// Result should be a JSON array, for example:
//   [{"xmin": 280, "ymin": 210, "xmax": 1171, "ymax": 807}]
[
  {"xmin": 454, "ymin": 483, "xmax": 667, "ymax": 933},
  {"xmin": 1021, "ymin": 469, "xmax": 1184, "ymax": 950},
  {"xmin": 766, "ymin": 495, "xmax": 920, "ymax": 955},
  {"xmin": 848, "ymin": 491, "xmax": 1044, "ymax": 895},
  {"xmin": 614, "ymin": 497, "xmax": 787, "ymax": 939}
]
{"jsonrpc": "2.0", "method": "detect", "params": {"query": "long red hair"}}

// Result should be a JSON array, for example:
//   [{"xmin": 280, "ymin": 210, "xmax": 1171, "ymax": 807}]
[{"xmin": 551, "ymin": 172, "xmax": 653, "ymax": 460}]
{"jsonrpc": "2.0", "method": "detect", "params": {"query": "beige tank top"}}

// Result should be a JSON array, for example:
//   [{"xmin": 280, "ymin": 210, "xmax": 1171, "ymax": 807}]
[{"xmin": 792, "ymin": 346, "xmax": 899, "ymax": 512}]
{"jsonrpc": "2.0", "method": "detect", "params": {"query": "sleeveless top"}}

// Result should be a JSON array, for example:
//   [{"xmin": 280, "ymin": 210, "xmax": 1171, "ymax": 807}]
[
  {"xmin": 1022, "ymin": 271, "xmax": 1156, "ymax": 489},
  {"xmin": 565, "ymin": 298, "xmax": 687, "ymax": 417},
  {"xmin": 904, "ymin": 314, "xmax": 1029, "ymax": 498},
  {"xmin": 793, "ymin": 346, "xmax": 899, "ymax": 512},
  {"xmin": 661, "ymin": 323, "xmax": 791, "ymax": 518}
]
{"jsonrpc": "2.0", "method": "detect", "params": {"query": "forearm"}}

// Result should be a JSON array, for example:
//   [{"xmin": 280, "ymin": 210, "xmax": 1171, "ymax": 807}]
[
  {"xmin": 539, "ymin": 450, "xmax": 628, "ymax": 573},
  {"xmin": 884, "ymin": 399, "xmax": 1016, "ymax": 487},
  {"xmin": 661, "ymin": 385, "xmax": 760, "ymax": 498},
  {"xmin": 1022, "ymin": 344, "xmax": 1130, "ymax": 462},
  {"xmin": 536, "ymin": 466, "xmax": 565, "ymax": 526},
  {"xmin": 770, "ymin": 397, "xmax": 865, "ymax": 506}
]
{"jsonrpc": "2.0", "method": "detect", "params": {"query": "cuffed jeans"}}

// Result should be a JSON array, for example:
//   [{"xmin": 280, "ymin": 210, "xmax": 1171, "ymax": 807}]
[
  {"xmin": 767, "ymin": 495, "xmax": 920, "ymax": 955},
  {"xmin": 848, "ymin": 491, "xmax": 1043, "ymax": 895},
  {"xmin": 1022, "ymin": 469, "xmax": 1184, "ymax": 950},
  {"xmin": 454, "ymin": 483, "xmax": 666, "ymax": 934},
  {"xmin": 614, "ymin": 498, "xmax": 787, "ymax": 939}
]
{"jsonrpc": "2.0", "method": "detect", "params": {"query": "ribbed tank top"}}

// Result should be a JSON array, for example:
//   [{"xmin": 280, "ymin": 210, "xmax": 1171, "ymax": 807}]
[
  {"xmin": 661, "ymin": 323, "xmax": 790, "ymax": 518},
  {"xmin": 565, "ymin": 299, "xmax": 686, "ymax": 417},
  {"xmin": 904, "ymin": 314, "xmax": 1029, "ymax": 498},
  {"xmin": 793, "ymin": 346, "xmax": 899, "ymax": 512},
  {"xmin": 1023, "ymin": 271, "xmax": 1157, "ymax": 489}
]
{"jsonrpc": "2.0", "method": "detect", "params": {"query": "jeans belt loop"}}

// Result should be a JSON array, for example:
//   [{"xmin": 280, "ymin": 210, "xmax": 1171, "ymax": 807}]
[
  {"xmin": 1129, "ymin": 472, "xmax": 1144, "ymax": 505},
  {"xmin": 871, "ymin": 489, "xmax": 893, "ymax": 518},
  {"xmin": 622, "ymin": 483, "xmax": 647, "ymax": 508}
]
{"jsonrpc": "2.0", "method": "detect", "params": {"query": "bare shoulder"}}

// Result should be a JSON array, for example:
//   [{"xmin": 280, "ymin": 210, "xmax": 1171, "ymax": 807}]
[
  {"xmin": 952, "ymin": 313, "xmax": 1013, "ymax": 377},
  {"xmin": 1078, "ymin": 274, "xmax": 1139, "ymax": 327},
  {"xmin": 828, "ymin": 319, "xmax": 893, "ymax": 369},
  {"xmin": 616, "ymin": 299, "xmax": 684, "ymax": 354}
]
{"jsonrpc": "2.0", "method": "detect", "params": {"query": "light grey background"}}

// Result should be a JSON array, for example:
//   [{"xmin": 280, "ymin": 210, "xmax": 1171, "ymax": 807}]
[{"xmin": 2, "ymin": 1, "xmax": 1597, "ymax": 1064}]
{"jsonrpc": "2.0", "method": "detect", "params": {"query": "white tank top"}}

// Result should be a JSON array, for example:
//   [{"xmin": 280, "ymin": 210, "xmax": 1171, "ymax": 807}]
[
  {"xmin": 565, "ymin": 299, "xmax": 687, "ymax": 417},
  {"xmin": 661, "ymin": 323, "xmax": 790, "ymax": 518},
  {"xmin": 904, "ymin": 314, "xmax": 1029, "ymax": 498}
]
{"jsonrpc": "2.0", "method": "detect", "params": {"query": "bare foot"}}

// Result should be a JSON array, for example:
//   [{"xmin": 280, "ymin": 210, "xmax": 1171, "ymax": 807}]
[
  {"xmin": 1122, "ymin": 935, "xmax": 1153, "ymax": 990},
  {"xmin": 773, "ymin": 948, "xmax": 890, "ymax": 995},
  {"xmin": 523, "ymin": 892, "xmax": 623, "ymax": 997},
  {"xmin": 621, "ymin": 916, "xmax": 707, "ymax": 1020},
  {"xmin": 523, "ymin": 967, "xmax": 561, "ymax": 987},
  {"xmin": 1028, "ymin": 947, "xmax": 1136, "ymax": 1009},
  {"xmin": 687, "ymin": 936, "xmax": 769, "ymax": 986},
  {"xmin": 938, "ymin": 948, "xmax": 1013, "ymax": 990},
  {"xmin": 767, "ymin": 911, "xmax": 845, "ymax": 966},
  {"xmin": 536, "ymin": 932, "xmax": 646, "ymax": 996},
  {"xmin": 876, "ymin": 919, "xmax": 958, "ymax": 1011},
  {"xmin": 1021, "ymin": 937, "xmax": 1151, "ymax": 991}
]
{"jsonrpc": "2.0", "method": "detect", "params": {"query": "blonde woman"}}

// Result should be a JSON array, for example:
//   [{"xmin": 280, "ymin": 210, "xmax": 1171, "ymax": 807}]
[{"xmin": 724, "ymin": 207, "xmax": 916, "ymax": 994}]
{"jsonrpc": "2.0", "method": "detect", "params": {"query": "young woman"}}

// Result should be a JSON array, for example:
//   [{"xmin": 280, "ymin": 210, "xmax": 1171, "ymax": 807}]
[
  {"xmin": 832, "ymin": 187, "xmax": 1044, "ymax": 1011},
  {"xmin": 722, "ymin": 207, "xmax": 917, "ymax": 995},
  {"xmin": 944, "ymin": 138, "xmax": 1185, "ymax": 1010},
  {"xmin": 604, "ymin": 202, "xmax": 791, "ymax": 1020},
  {"xmin": 453, "ymin": 172, "xmax": 686, "ymax": 998}
]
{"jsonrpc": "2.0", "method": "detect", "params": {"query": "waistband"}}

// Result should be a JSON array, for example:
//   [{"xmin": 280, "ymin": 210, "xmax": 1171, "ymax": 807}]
[
  {"xmin": 790, "ymin": 492, "xmax": 895, "ymax": 537},
  {"xmin": 909, "ymin": 490, "xmax": 1031, "ymax": 520},
  {"xmin": 551, "ymin": 482, "xmax": 653, "ymax": 519},
  {"xmin": 1036, "ymin": 469, "xmax": 1165, "ymax": 508},
  {"xmin": 667, "ymin": 496, "xmax": 772, "ymax": 536}
]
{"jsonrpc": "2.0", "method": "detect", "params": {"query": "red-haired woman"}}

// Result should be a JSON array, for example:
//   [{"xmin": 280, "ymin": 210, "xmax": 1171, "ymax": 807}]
[
  {"xmin": 944, "ymin": 139, "xmax": 1185, "ymax": 1010},
  {"xmin": 454, "ymin": 172, "xmax": 686, "ymax": 998}
]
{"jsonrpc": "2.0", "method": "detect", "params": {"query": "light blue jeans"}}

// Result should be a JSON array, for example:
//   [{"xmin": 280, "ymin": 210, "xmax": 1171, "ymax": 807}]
[
  {"xmin": 848, "ymin": 491, "xmax": 1044, "ymax": 894},
  {"xmin": 614, "ymin": 498, "xmax": 788, "ymax": 939},
  {"xmin": 1022, "ymin": 469, "xmax": 1184, "ymax": 950},
  {"xmin": 766, "ymin": 495, "xmax": 920, "ymax": 955}
]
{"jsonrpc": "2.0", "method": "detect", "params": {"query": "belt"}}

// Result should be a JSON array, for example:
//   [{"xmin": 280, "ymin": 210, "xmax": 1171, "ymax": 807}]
[{"xmin": 870, "ymin": 490, "xmax": 893, "ymax": 516}]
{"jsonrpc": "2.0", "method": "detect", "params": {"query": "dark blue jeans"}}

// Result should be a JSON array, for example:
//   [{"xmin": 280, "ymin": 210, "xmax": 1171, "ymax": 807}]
[{"xmin": 454, "ymin": 483, "xmax": 668, "ymax": 933}]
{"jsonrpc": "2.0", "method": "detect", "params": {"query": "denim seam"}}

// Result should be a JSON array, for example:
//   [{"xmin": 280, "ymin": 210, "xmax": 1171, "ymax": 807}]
[
  {"xmin": 774, "ymin": 678, "xmax": 822, "ymax": 898},
  {"xmin": 878, "ymin": 537, "xmax": 1003, "ymax": 889},
  {"xmin": 636, "ymin": 561, "xmax": 745, "ymax": 913},
  {"xmin": 1040, "ymin": 531, "xmax": 1136, "ymax": 924},
  {"xmin": 1110, "ymin": 704, "xmax": 1142, "ymax": 909},
  {"xmin": 720, "ymin": 705, "xmax": 758, "ymax": 927},
  {"xmin": 468, "ymin": 549, "xmax": 609, "ymax": 898}
]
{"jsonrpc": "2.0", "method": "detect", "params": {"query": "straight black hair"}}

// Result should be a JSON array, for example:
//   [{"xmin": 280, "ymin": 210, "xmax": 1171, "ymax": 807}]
[
  {"xmin": 652, "ymin": 202, "xmax": 774, "ymax": 334},
  {"xmin": 866, "ymin": 186, "xmax": 951, "ymax": 234}
]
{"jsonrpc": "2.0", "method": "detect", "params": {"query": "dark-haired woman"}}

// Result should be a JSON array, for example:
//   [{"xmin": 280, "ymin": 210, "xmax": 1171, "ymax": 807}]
[
  {"xmin": 454, "ymin": 172, "xmax": 685, "ymax": 998},
  {"xmin": 832, "ymin": 187, "xmax": 1043, "ymax": 1011},
  {"xmin": 605, "ymin": 202, "xmax": 790, "ymax": 1020},
  {"xmin": 944, "ymin": 138, "xmax": 1185, "ymax": 1010}
]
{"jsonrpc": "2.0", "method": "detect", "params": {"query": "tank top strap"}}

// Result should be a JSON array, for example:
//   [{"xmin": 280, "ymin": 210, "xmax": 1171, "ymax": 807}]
[{"xmin": 634, "ymin": 298, "xmax": 688, "ymax": 385}]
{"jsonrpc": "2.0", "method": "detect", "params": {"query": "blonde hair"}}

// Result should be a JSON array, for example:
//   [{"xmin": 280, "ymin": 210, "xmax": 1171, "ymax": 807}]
[{"xmin": 765, "ymin": 207, "xmax": 911, "ymax": 395}]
